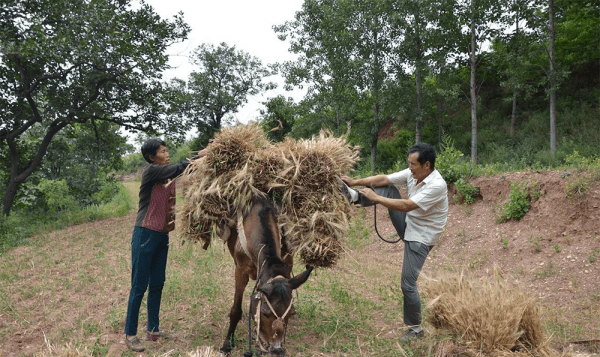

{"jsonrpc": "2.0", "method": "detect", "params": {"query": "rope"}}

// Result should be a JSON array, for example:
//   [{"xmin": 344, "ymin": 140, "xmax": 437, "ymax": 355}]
[{"xmin": 370, "ymin": 184, "xmax": 402, "ymax": 244}]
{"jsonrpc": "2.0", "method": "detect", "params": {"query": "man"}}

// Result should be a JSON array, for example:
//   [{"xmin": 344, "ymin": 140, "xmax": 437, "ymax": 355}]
[{"xmin": 339, "ymin": 142, "xmax": 448, "ymax": 342}]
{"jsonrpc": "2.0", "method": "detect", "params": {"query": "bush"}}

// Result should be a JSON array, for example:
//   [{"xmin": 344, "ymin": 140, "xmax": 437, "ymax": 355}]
[
  {"xmin": 119, "ymin": 152, "xmax": 147, "ymax": 175},
  {"xmin": 92, "ymin": 175, "xmax": 121, "ymax": 204},
  {"xmin": 0, "ymin": 182, "xmax": 133, "ymax": 254},
  {"xmin": 497, "ymin": 181, "xmax": 542, "ymax": 222},
  {"xmin": 37, "ymin": 178, "xmax": 78, "ymax": 212},
  {"xmin": 436, "ymin": 134, "xmax": 473, "ymax": 184},
  {"xmin": 454, "ymin": 178, "xmax": 480, "ymax": 204},
  {"xmin": 375, "ymin": 129, "xmax": 413, "ymax": 172}
]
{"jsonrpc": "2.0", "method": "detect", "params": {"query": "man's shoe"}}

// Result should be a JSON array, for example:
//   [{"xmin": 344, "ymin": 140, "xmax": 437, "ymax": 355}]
[
  {"xmin": 400, "ymin": 328, "xmax": 423, "ymax": 343},
  {"xmin": 337, "ymin": 178, "xmax": 357, "ymax": 203},
  {"xmin": 125, "ymin": 335, "xmax": 145, "ymax": 352},
  {"xmin": 146, "ymin": 331, "xmax": 168, "ymax": 341}
]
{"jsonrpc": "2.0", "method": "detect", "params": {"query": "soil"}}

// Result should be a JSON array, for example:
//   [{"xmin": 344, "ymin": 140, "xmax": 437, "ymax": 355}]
[
  {"xmin": 0, "ymin": 169, "xmax": 598, "ymax": 356},
  {"xmin": 354, "ymin": 169, "xmax": 600, "ymax": 354}
]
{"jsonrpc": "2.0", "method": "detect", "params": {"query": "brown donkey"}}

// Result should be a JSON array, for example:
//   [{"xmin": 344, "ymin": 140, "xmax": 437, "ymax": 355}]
[{"xmin": 219, "ymin": 196, "xmax": 313, "ymax": 356}]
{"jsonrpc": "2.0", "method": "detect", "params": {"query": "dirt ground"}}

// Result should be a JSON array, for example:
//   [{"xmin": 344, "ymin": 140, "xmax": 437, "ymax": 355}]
[
  {"xmin": 0, "ymin": 170, "xmax": 598, "ymax": 356},
  {"xmin": 356, "ymin": 169, "xmax": 600, "ymax": 354}
]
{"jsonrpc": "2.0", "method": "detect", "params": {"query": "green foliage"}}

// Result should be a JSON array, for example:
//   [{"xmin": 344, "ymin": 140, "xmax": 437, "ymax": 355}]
[
  {"xmin": 564, "ymin": 155, "xmax": 600, "ymax": 200},
  {"xmin": 119, "ymin": 153, "xmax": 147, "ymax": 175},
  {"xmin": 0, "ymin": 182, "xmax": 133, "ymax": 254},
  {"xmin": 454, "ymin": 178, "xmax": 480, "ymax": 205},
  {"xmin": 374, "ymin": 129, "xmax": 413, "ymax": 172},
  {"xmin": 497, "ymin": 181, "xmax": 542, "ymax": 222},
  {"xmin": 436, "ymin": 134, "xmax": 473, "ymax": 184},
  {"xmin": 260, "ymin": 95, "xmax": 297, "ymax": 142},
  {"xmin": 37, "ymin": 179, "xmax": 78, "ymax": 212},
  {"xmin": 564, "ymin": 151, "xmax": 594, "ymax": 169},
  {"xmin": 0, "ymin": 0, "xmax": 190, "ymax": 215},
  {"xmin": 175, "ymin": 42, "xmax": 276, "ymax": 146}
]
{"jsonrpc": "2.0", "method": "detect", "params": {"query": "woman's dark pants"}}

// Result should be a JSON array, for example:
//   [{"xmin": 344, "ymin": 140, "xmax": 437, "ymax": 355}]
[{"xmin": 124, "ymin": 226, "xmax": 169, "ymax": 336}]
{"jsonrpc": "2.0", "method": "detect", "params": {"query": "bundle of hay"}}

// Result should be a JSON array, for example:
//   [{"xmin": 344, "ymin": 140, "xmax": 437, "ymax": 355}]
[
  {"xmin": 272, "ymin": 133, "xmax": 358, "ymax": 267},
  {"xmin": 180, "ymin": 123, "xmax": 271, "ymax": 249},
  {"xmin": 179, "ymin": 123, "xmax": 360, "ymax": 268},
  {"xmin": 424, "ymin": 271, "xmax": 558, "ymax": 357}
]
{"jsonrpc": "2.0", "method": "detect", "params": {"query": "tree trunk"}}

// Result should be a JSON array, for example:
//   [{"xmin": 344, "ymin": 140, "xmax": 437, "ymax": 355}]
[
  {"xmin": 549, "ymin": 0, "xmax": 557, "ymax": 154},
  {"xmin": 370, "ymin": 122, "xmax": 378, "ymax": 175},
  {"xmin": 470, "ymin": 0, "xmax": 478, "ymax": 165},
  {"xmin": 510, "ymin": 90, "xmax": 518, "ymax": 137},
  {"xmin": 336, "ymin": 105, "xmax": 341, "ymax": 135},
  {"xmin": 2, "ymin": 121, "xmax": 68, "ymax": 216},
  {"xmin": 414, "ymin": 7, "xmax": 423, "ymax": 144},
  {"xmin": 415, "ymin": 65, "xmax": 423, "ymax": 143},
  {"xmin": 438, "ymin": 100, "xmax": 445, "ymax": 143},
  {"xmin": 510, "ymin": 6, "xmax": 520, "ymax": 138}
]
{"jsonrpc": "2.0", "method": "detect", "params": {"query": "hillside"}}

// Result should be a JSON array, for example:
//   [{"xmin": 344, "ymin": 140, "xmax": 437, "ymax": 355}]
[
  {"xmin": 0, "ymin": 171, "xmax": 598, "ymax": 356},
  {"xmin": 363, "ymin": 170, "xmax": 599, "ymax": 346}
]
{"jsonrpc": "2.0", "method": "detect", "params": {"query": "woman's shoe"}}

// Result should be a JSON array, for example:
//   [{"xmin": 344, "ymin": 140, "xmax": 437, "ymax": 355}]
[{"xmin": 125, "ymin": 335, "xmax": 145, "ymax": 351}]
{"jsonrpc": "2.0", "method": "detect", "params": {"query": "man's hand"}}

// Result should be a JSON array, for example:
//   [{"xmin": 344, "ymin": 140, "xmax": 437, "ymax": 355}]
[
  {"xmin": 358, "ymin": 187, "xmax": 379, "ymax": 202},
  {"xmin": 340, "ymin": 174, "xmax": 356, "ymax": 186}
]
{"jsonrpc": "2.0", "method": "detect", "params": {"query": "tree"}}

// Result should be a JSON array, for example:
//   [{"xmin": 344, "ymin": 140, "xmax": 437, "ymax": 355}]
[
  {"xmin": 0, "ymin": 0, "xmax": 190, "ymax": 216},
  {"xmin": 275, "ymin": 0, "xmax": 396, "ymax": 173},
  {"xmin": 390, "ymin": 0, "xmax": 459, "ymax": 143},
  {"xmin": 177, "ymin": 42, "xmax": 276, "ymax": 147},
  {"xmin": 454, "ymin": 0, "xmax": 504, "ymax": 164},
  {"xmin": 492, "ymin": 0, "xmax": 542, "ymax": 138},
  {"xmin": 259, "ymin": 95, "xmax": 297, "ymax": 142},
  {"xmin": 274, "ymin": 0, "xmax": 359, "ymax": 136},
  {"xmin": 549, "ymin": 0, "xmax": 557, "ymax": 154}
]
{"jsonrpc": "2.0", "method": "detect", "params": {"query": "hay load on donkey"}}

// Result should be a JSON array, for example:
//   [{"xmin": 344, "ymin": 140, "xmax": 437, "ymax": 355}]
[{"xmin": 179, "ymin": 122, "xmax": 360, "ymax": 268}]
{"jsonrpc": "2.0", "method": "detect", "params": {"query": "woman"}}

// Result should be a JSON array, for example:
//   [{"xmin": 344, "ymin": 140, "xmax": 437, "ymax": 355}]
[{"xmin": 124, "ymin": 138, "xmax": 200, "ymax": 351}]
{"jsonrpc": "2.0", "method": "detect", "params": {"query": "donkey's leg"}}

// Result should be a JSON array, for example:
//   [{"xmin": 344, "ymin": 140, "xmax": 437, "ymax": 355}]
[{"xmin": 220, "ymin": 266, "xmax": 249, "ymax": 354}]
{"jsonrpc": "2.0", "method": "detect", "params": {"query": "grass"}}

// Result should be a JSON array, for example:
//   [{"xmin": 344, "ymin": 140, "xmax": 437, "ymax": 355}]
[
  {"xmin": 0, "ymin": 183, "xmax": 132, "ymax": 254},
  {"xmin": 0, "ymin": 179, "xmax": 597, "ymax": 356}
]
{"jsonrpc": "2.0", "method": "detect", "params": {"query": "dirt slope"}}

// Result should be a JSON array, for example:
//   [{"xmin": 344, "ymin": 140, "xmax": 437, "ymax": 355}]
[{"xmin": 361, "ymin": 169, "xmax": 600, "ymax": 346}]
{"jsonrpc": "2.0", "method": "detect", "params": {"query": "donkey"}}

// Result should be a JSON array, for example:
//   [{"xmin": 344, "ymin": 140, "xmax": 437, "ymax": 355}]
[{"xmin": 220, "ymin": 196, "xmax": 313, "ymax": 356}]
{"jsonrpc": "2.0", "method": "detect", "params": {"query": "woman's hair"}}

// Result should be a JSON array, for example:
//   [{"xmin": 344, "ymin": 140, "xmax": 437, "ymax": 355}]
[
  {"xmin": 407, "ymin": 142, "xmax": 436, "ymax": 170},
  {"xmin": 141, "ymin": 138, "xmax": 167, "ymax": 163}
]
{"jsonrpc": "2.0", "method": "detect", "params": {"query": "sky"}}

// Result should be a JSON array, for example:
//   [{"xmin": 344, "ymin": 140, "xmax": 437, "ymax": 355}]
[{"xmin": 144, "ymin": 0, "xmax": 306, "ymax": 125}]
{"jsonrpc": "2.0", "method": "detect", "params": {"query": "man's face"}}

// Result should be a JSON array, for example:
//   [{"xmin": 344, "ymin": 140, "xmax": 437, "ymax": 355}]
[
  {"xmin": 407, "ymin": 152, "xmax": 430, "ymax": 182},
  {"xmin": 151, "ymin": 145, "xmax": 170, "ymax": 165}
]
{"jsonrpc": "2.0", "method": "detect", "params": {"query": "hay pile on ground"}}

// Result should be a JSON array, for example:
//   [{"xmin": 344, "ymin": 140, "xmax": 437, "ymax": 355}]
[
  {"xmin": 180, "ymin": 123, "xmax": 360, "ymax": 267},
  {"xmin": 424, "ymin": 271, "xmax": 559, "ymax": 357}
]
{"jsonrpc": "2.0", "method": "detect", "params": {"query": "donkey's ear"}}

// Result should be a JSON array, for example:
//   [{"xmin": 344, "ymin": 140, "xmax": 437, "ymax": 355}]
[
  {"xmin": 289, "ymin": 265, "xmax": 313, "ymax": 290},
  {"xmin": 258, "ymin": 282, "xmax": 274, "ymax": 297}
]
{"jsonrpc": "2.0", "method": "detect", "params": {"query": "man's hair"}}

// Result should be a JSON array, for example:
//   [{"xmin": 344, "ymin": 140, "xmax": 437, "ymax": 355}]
[
  {"xmin": 141, "ymin": 138, "xmax": 166, "ymax": 163},
  {"xmin": 407, "ymin": 142, "xmax": 436, "ymax": 170}
]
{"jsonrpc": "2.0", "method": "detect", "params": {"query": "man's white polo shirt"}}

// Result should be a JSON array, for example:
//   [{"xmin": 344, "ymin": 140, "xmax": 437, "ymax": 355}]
[{"xmin": 387, "ymin": 168, "xmax": 448, "ymax": 246}]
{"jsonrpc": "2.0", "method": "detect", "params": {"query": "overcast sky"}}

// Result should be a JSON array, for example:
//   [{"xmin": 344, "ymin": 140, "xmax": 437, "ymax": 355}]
[{"xmin": 144, "ymin": 0, "xmax": 306, "ymax": 124}]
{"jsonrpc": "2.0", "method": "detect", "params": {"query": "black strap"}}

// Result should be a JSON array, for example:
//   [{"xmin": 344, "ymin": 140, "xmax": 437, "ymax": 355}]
[{"xmin": 370, "ymin": 185, "xmax": 402, "ymax": 244}]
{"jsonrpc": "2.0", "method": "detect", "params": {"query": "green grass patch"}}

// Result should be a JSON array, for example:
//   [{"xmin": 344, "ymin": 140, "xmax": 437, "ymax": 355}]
[
  {"xmin": 496, "ymin": 180, "xmax": 542, "ymax": 222},
  {"xmin": 0, "ymin": 182, "xmax": 134, "ymax": 254}
]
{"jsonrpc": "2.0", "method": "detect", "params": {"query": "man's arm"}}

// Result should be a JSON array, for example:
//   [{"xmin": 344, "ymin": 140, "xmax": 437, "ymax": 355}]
[
  {"xmin": 340, "ymin": 174, "xmax": 392, "ymax": 188},
  {"xmin": 358, "ymin": 187, "xmax": 420, "ymax": 212}
]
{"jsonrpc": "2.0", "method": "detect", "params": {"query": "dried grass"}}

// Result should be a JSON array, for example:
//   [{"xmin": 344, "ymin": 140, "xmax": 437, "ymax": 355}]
[
  {"xmin": 179, "ymin": 123, "xmax": 360, "ymax": 267},
  {"xmin": 184, "ymin": 346, "xmax": 222, "ymax": 357},
  {"xmin": 34, "ymin": 334, "xmax": 93, "ymax": 357},
  {"xmin": 425, "ymin": 270, "xmax": 560, "ymax": 357}
]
